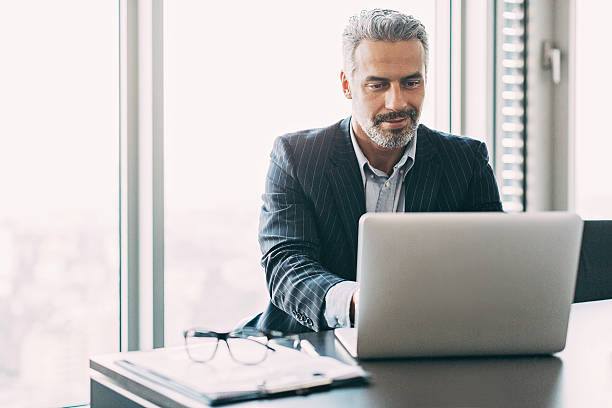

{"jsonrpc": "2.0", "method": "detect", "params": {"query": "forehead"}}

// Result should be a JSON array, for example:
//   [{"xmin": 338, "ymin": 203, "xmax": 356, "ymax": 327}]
[{"xmin": 353, "ymin": 39, "xmax": 425, "ymax": 78}]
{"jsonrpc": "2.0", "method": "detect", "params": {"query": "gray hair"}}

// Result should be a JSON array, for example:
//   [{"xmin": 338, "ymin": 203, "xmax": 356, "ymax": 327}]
[{"xmin": 342, "ymin": 9, "xmax": 429, "ymax": 75}]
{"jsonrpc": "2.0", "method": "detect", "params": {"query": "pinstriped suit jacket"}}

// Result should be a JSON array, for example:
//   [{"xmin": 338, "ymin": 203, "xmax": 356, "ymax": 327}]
[{"xmin": 257, "ymin": 117, "xmax": 502, "ymax": 334}]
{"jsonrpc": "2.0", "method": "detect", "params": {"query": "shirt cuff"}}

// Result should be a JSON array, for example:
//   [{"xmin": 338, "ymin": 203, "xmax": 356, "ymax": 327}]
[{"xmin": 323, "ymin": 281, "xmax": 359, "ymax": 329}]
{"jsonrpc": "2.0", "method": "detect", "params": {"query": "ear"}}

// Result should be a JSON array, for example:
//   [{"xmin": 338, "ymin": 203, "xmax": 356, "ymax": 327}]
[{"xmin": 340, "ymin": 71, "xmax": 352, "ymax": 99}]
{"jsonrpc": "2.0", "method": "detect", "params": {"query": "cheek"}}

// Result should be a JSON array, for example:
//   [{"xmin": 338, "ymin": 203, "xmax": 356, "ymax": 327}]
[
  {"xmin": 411, "ymin": 90, "xmax": 426, "ymax": 108},
  {"xmin": 353, "ymin": 95, "xmax": 379, "ymax": 118}
]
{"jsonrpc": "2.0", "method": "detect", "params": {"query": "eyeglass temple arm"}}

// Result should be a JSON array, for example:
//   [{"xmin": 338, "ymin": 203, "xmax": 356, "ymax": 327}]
[{"xmin": 183, "ymin": 329, "xmax": 221, "ymax": 338}]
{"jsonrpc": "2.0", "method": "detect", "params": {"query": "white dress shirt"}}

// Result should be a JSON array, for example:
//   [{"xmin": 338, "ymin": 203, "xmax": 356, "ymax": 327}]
[{"xmin": 323, "ymin": 121, "xmax": 417, "ymax": 328}]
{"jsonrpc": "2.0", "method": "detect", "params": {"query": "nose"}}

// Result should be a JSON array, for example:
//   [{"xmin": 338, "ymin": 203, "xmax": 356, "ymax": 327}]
[{"xmin": 385, "ymin": 83, "xmax": 407, "ymax": 111}]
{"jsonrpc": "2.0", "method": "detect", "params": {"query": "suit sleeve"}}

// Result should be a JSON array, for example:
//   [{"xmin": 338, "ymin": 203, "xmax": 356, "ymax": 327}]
[
  {"xmin": 467, "ymin": 142, "xmax": 504, "ymax": 211},
  {"xmin": 258, "ymin": 136, "xmax": 344, "ymax": 332}
]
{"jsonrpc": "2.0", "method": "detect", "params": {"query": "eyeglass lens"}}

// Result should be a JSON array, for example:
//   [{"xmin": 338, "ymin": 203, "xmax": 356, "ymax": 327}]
[
  {"xmin": 185, "ymin": 330, "xmax": 270, "ymax": 364},
  {"xmin": 226, "ymin": 336, "xmax": 269, "ymax": 365},
  {"xmin": 185, "ymin": 333, "xmax": 220, "ymax": 363}
]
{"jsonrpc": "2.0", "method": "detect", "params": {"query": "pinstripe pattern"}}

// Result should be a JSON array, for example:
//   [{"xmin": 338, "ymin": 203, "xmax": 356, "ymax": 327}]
[{"xmin": 257, "ymin": 117, "xmax": 502, "ymax": 334}]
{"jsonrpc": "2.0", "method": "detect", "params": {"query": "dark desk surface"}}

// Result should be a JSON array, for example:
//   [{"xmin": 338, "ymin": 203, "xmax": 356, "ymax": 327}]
[{"xmin": 90, "ymin": 300, "xmax": 612, "ymax": 408}]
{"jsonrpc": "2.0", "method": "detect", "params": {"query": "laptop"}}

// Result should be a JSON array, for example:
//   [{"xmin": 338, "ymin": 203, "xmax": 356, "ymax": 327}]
[{"xmin": 335, "ymin": 212, "xmax": 583, "ymax": 359}]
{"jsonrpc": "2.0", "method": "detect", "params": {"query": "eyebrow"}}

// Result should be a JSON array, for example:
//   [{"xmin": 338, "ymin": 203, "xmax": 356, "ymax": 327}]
[{"xmin": 364, "ymin": 73, "xmax": 424, "ymax": 82}]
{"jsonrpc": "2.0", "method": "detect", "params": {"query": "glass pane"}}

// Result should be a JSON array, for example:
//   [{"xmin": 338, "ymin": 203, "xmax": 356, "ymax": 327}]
[
  {"xmin": 164, "ymin": 2, "xmax": 438, "ymax": 345},
  {"xmin": 0, "ymin": 1, "xmax": 119, "ymax": 406},
  {"xmin": 575, "ymin": 3, "xmax": 612, "ymax": 219}
]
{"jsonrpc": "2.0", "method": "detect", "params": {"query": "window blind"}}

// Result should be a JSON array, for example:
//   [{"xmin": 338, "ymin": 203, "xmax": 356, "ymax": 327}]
[{"xmin": 497, "ymin": 0, "xmax": 526, "ymax": 212}]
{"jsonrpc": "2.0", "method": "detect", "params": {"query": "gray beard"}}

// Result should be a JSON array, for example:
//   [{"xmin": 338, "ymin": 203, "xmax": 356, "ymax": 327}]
[{"xmin": 366, "ymin": 121, "xmax": 419, "ymax": 149}]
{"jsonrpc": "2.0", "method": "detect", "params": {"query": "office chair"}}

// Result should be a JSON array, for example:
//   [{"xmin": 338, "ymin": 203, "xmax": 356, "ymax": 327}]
[{"xmin": 573, "ymin": 220, "xmax": 612, "ymax": 302}]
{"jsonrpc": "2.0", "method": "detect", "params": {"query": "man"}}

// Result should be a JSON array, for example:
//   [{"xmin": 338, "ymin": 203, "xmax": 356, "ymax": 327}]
[{"xmin": 256, "ymin": 9, "xmax": 502, "ymax": 334}]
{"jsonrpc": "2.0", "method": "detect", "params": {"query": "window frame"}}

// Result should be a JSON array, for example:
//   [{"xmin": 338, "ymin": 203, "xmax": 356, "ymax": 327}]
[{"xmin": 120, "ymin": 0, "xmax": 165, "ymax": 351}]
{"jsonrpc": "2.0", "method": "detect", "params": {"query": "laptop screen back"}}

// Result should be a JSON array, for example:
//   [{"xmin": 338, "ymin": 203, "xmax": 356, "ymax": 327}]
[{"xmin": 354, "ymin": 212, "xmax": 583, "ymax": 358}]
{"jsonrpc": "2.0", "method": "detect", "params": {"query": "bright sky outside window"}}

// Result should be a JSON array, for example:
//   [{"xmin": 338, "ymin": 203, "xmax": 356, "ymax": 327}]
[{"xmin": 0, "ymin": 1, "xmax": 119, "ymax": 405}]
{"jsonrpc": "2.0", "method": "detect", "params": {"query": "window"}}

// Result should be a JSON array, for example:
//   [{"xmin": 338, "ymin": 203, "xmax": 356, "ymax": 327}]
[
  {"xmin": 163, "ymin": 1, "xmax": 442, "ymax": 345},
  {"xmin": 574, "ymin": 2, "xmax": 612, "ymax": 219},
  {"xmin": 0, "ymin": 1, "xmax": 119, "ymax": 405}
]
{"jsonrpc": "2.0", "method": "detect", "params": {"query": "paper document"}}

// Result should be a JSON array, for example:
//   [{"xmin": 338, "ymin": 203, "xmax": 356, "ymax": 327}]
[{"xmin": 116, "ymin": 341, "xmax": 368, "ymax": 405}]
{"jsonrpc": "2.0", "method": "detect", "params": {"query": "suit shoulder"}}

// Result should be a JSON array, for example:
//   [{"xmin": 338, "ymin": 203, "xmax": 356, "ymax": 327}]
[
  {"xmin": 271, "ymin": 119, "xmax": 344, "ymax": 163},
  {"xmin": 420, "ymin": 125, "xmax": 483, "ymax": 148},
  {"xmin": 419, "ymin": 124, "xmax": 489, "ymax": 160}
]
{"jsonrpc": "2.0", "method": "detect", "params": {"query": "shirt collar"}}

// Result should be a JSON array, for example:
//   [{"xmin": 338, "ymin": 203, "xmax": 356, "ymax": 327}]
[{"xmin": 349, "ymin": 118, "xmax": 417, "ymax": 182}]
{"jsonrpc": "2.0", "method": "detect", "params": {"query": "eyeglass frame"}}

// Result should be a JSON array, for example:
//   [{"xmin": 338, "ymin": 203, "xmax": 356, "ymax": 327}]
[{"xmin": 183, "ymin": 327, "xmax": 294, "ymax": 365}]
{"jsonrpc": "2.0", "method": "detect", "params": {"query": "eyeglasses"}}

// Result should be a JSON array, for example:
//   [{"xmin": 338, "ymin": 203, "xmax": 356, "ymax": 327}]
[{"xmin": 183, "ymin": 327, "xmax": 296, "ymax": 365}]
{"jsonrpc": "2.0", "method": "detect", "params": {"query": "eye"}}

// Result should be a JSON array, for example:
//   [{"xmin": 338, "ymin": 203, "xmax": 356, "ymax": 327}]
[
  {"xmin": 366, "ymin": 82, "xmax": 387, "ymax": 90},
  {"xmin": 402, "ymin": 80, "xmax": 421, "ymax": 88}
]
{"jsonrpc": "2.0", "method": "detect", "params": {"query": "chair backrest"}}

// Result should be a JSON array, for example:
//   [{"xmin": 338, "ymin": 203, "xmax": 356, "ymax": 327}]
[{"xmin": 574, "ymin": 220, "xmax": 612, "ymax": 302}]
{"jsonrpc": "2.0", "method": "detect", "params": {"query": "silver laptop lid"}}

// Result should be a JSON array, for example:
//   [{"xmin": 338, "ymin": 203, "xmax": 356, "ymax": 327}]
[{"xmin": 355, "ymin": 212, "xmax": 583, "ymax": 358}]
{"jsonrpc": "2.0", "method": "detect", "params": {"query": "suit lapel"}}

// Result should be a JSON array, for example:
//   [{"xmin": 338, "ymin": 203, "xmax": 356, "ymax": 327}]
[
  {"xmin": 324, "ymin": 122, "xmax": 443, "ymax": 252},
  {"xmin": 404, "ymin": 126, "xmax": 442, "ymax": 212},
  {"xmin": 327, "ymin": 118, "xmax": 365, "ymax": 259}
]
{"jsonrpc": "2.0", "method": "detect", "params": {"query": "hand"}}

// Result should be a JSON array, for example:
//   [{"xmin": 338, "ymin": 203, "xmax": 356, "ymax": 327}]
[{"xmin": 349, "ymin": 288, "xmax": 360, "ymax": 327}]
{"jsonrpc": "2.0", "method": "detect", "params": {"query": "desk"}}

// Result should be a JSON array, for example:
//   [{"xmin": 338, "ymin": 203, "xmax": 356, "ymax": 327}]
[{"xmin": 90, "ymin": 300, "xmax": 612, "ymax": 407}]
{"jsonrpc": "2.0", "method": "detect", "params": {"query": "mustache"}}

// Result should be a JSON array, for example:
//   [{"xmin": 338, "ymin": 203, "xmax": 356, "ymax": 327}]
[{"xmin": 373, "ymin": 109, "xmax": 418, "ymax": 126}]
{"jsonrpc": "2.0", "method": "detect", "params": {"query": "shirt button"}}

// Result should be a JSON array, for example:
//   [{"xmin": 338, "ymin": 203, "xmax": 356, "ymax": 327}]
[
  {"xmin": 385, "ymin": 181, "xmax": 390, "ymax": 187},
  {"xmin": 400, "ymin": 170, "xmax": 404, "ymax": 174},
  {"xmin": 370, "ymin": 174, "xmax": 374, "ymax": 179}
]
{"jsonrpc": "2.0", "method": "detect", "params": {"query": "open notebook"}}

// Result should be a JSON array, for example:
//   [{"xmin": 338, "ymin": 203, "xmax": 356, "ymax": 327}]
[{"xmin": 114, "ymin": 341, "xmax": 368, "ymax": 406}]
